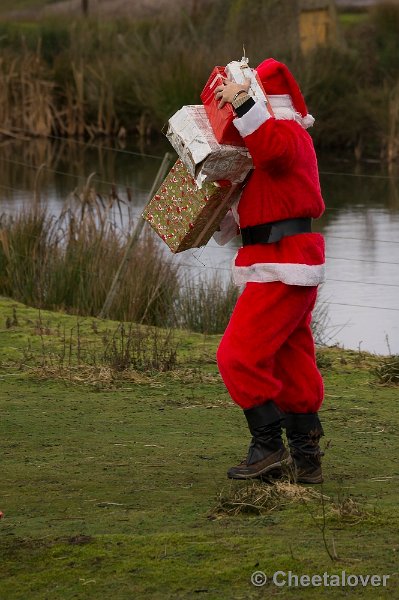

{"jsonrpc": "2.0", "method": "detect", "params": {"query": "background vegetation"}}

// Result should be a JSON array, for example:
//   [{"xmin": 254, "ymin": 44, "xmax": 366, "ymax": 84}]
[
  {"xmin": 0, "ymin": 1, "xmax": 398, "ymax": 161},
  {"xmin": 0, "ymin": 194, "xmax": 336, "ymax": 340},
  {"xmin": 0, "ymin": 193, "xmax": 240, "ymax": 334}
]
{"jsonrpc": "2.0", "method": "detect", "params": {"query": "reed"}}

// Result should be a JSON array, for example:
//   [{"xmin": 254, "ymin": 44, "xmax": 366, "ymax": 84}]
[
  {"xmin": 0, "ymin": 2, "xmax": 398, "ymax": 161},
  {"xmin": 0, "ymin": 186, "xmax": 180, "ymax": 325},
  {"xmin": 177, "ymin": 273, "xmax": 239, "ymax": 334},
  {"xmin": 0, "ymin": 199, "xmax": 237, "ymax": 333},
  {"xmin": 0, "ymin": 183, "xmax": 336, "ymax": 341},
  {"xmin": 0, "ymin": 46, "xmax": 56, "ymax": 137}
]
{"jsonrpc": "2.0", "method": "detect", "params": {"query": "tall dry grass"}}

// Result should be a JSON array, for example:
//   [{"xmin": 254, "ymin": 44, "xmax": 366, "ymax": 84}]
[
  {"xmin": 0, "ymin": 192, "xmax": 241, "ymax": 332},
  {"xmin": 178, "ymin": 273, "xmax": 239, "ymax": 334},
  {"xmin": 0, "ymin": 186, "xmax": 179, "ymax": 325},
  {"xmin": 0, "ymin": 46, "xmax": 56, "ymax": 137},
  {"xmin": 1, "ymin": 6, "xmax": 293, "ymax": 139},
  {"xmin": 0, "ymin": 183, "xmax": 334, "ymax": 339},
  {"xmin": 0, "ymin": 1, "xmax": 398, "ymax": 161}
]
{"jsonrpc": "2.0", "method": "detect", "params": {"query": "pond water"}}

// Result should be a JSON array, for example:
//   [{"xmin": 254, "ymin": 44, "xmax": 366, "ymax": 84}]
[{"xmin": 0, "ymin": 138, "xmax": 398, "ymax": 355}]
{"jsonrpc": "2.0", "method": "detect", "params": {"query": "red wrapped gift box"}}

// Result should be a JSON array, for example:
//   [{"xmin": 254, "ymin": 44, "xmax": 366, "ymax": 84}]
[{"xmin": 200, "ymin": 66, "xmax": 245, "ymax": 147}]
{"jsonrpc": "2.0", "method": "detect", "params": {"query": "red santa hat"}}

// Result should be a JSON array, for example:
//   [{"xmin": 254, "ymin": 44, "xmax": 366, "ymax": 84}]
[{"xmin": 256, "ymin": 58, "xmax": 315, "ymax": 129}]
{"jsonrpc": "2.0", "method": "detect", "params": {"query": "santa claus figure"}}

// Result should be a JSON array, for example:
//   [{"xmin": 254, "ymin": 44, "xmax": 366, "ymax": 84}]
[{"xmin": 214, "ymin": 58, "xmax": 325, "ymax": 484}]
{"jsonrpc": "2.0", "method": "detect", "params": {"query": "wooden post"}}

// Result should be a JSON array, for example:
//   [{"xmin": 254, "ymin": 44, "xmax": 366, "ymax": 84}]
[
  {"xmin": 98, "ymin": 152, "xmax": 172, "ymax": 319},
  {"xmin": 82, "ymin": 0, "xmax": 89, "ymax": 17}
]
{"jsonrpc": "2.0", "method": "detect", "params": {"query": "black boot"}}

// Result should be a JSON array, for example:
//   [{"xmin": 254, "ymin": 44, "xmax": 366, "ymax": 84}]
[
  {"xmin": 285, "ymin": 412, "xmax": 324, "ymax": 484},
  {"xmin": 228, "ymin": 401, "xmax": 290, "ymax": 480}
]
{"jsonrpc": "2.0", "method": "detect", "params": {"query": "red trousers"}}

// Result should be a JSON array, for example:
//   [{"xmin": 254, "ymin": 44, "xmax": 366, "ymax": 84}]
[{"xmin": 217, "ymin": 282, "xmax": 323, "ymax": 412}]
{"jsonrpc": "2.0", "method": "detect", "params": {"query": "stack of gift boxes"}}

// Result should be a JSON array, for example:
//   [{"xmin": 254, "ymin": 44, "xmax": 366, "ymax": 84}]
[{"xmin": 142, "ymin": 57, "xmax": 268, "ymax": 253}]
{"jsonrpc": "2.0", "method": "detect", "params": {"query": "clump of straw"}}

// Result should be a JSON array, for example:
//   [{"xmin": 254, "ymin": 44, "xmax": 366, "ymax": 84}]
[
  {"xmin": 211, "ymin": 480, "xmax": 328, "ymax": 517},
  {"xmin": 373, "ymin": 355, "xmax": 399, "ymax": 386}
]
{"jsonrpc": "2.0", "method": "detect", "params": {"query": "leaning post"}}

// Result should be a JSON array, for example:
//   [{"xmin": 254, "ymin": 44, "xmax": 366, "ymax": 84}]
[{"xmin": 98, "ymin": 152, "xmax": 172, "ymax": 319}]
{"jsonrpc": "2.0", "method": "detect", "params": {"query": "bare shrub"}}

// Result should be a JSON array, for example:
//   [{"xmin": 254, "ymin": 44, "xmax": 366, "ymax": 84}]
[{"xmin": 101, "ymin": 322, "xmax": 177, "ymax": 372}]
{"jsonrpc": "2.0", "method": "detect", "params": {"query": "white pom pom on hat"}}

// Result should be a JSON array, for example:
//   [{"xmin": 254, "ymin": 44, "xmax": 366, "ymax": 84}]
[{"xmin": 256, "ymin": 58, "xmax": 315, "ymax": 129}]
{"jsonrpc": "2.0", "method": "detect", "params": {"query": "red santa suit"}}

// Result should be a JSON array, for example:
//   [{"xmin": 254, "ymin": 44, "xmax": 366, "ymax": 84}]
[{"xmin": 216, "ymin": 59, "xmax": 325, "ymax": 414}]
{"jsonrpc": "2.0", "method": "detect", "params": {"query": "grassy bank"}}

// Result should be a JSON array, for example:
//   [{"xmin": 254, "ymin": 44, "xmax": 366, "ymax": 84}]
[{"xmin": 0, "ymin": 296, "xmax": 398, "ymax": 598}]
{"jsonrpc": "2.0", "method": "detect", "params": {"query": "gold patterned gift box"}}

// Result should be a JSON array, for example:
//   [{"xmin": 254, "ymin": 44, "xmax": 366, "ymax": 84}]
[{"xmin": 142, "ymin": 159, "xmax": 240, "ymax": 253}]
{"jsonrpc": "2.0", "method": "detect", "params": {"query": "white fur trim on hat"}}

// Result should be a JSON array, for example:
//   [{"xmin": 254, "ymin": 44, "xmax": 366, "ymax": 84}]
[
  {"xmin": 269, "ymin": 94, "xmax": 294, "ymax": 109},
  {"xmin": 233, "ymin": 100, "xmax": 270, "ymax": 137},
  {"xmin": 302, "ymin": 114, "xmax": 315, "ymax": 129},
  {"xmin": 268, "ymin": 94, "xmax": 315, "ymax": 129},
  {"xmin": 232, "ymin": 262, "xmax": 326, "ymax": 286}
]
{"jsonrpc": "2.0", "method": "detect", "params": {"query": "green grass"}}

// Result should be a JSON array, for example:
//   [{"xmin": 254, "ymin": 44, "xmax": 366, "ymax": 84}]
[
  {"xmin": 338, "ymin": 11, "xmax": 369, "ymax": 27},
  {"xmin": 0, "ymin": 296, "xmax": 398, "ymax": 599}
]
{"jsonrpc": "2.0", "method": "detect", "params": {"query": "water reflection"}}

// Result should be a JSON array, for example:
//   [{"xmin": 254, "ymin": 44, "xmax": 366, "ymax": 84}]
[
  {"xmin": 0, "ymin": 139, "xmax": 398, "ymax": 354},
  {"xmin": 0, "ymin": 137, "xmax": 163, "ymax": 209}
]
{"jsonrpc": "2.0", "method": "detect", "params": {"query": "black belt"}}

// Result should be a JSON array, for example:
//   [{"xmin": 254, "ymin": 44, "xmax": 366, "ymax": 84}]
[{"xmin": 241, "ymin": 217, "xmax": 312, "ymax": 246}]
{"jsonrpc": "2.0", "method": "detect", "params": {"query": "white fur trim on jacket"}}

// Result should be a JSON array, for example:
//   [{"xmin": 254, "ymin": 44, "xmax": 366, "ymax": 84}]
[
  {"xmin": 233, "ymin": 100, "xmax": 271, "ymax": 137},
  {"xmin": 232, "ymin": 262, "xmax": 326, "ymax": 287}
]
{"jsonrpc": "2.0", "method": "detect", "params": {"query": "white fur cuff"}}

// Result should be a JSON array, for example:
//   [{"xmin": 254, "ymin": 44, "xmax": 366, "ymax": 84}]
[{"xmin": 233, "ymin": 101, "xmax": 271, "ymax": 137}]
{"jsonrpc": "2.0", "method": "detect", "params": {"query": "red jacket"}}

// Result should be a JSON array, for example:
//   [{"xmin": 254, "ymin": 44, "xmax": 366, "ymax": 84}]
[{"xmin": 230, "ymin": 101, "xmax": 326, "ymax": 287}]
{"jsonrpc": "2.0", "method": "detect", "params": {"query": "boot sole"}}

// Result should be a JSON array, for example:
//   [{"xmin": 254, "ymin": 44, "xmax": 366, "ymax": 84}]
[
  {"xmin": 296, "ymin": 474, "xmax": 324, "ymax": 484},
  {"xmin": 228, "ymin": 456, "xmax": 292, "ymax": 480}
]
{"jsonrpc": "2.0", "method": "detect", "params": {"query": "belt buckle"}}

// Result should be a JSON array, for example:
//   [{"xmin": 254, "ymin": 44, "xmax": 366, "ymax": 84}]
[{"xmin": 264, "ymin": 223, "xmax": 273, "ymax": 243}]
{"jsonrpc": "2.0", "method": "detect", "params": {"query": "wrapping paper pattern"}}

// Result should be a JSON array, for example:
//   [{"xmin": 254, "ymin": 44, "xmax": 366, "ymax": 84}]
[
  {"xmin": 142, "ymin": 159, "xmax": 240, "ymax": 253},
  {"xmin": 166, "ymin": 105, "xmax": 252, "ymax": 187}
]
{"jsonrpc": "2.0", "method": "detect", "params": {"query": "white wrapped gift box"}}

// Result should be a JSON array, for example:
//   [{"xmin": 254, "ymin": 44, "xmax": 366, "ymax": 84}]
[{"xmin": 166, "ymin": 105, "xmax": 252, "ymax": 187}]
